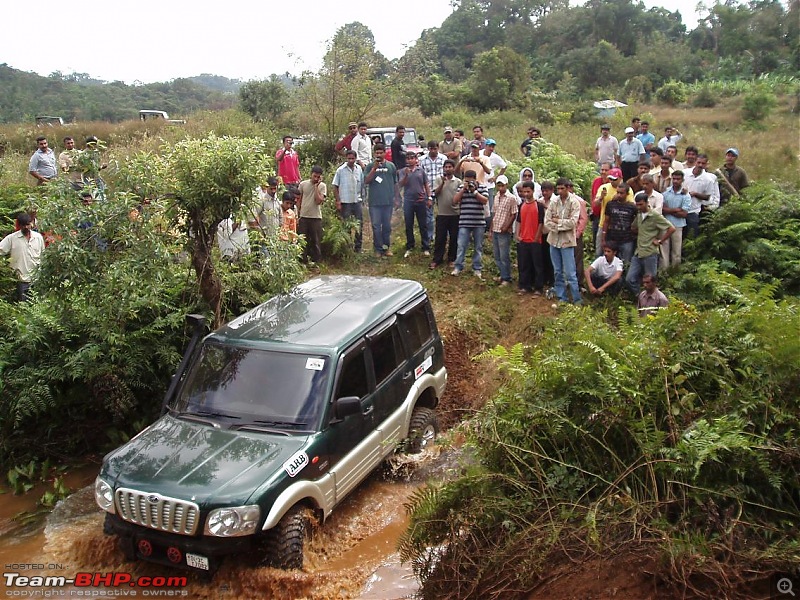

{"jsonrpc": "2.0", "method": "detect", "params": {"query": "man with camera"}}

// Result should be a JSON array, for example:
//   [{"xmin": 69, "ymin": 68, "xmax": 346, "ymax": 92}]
[{"xmin": 451, "ymin": 170, "xmax": 488, "ymax": 279}]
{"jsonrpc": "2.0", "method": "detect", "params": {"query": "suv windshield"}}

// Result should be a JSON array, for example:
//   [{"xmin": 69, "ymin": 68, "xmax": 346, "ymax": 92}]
[{"xmin": 171, "ymin": 343, "xmax": 330, "ymax": 431}]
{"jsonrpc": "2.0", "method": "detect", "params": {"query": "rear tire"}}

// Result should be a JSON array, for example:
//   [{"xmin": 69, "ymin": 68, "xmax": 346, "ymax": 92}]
[
  {"xmin": 406, "ymin": 407, "xmax": 438, "ymax": 454},
  {"xmin": 263, "ymin": 506, "xmax": 306, "ymax": 569}
]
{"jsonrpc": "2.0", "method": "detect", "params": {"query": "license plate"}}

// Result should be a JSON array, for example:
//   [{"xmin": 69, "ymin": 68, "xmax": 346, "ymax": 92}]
[{"xmin": 186, "ymin": 552, "xmax": 209, "ymax": 570}]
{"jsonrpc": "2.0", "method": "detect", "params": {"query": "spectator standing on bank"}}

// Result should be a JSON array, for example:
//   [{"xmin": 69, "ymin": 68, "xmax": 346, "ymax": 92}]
[
  {"xmin": 335, "ymin": 122, "xmax": 359, "ymax": 157},
  {"xmin": 490, "ymin": 175, "xmax": 517, "ymax": 286},
  {"xmin": 618, "ymin": 127, "xmax": 647, "ymax": 181},
  {"xmin": 276, "ymin": 136, "xmax": 301, "ymax": 188},
  {"xmin": 451, "ymin": 170, "xmax": 488, "ymax": 279},
  {"xmin": 544, "ymin": 178, "xmax": 582, "ymax": 305},
  {"xmin": 399, "ymin": 153, "xmax": 431, "ymax": 258},
  {"xmin": 365, "ymin": 143, "xmax": 397, "ymax": 258},
  {"xmin": 350, "ymin": 122, "xmax": 372, "ymax": 169},
  {"xmin": 296, "ymin": 166, "xmax": 327, "ymax": 264},
  {"xmin": 332, "ymin": 150, "xmax": 365, "ymax": 253},
  {"xmin": 430, "ymin": 159, "xmax": 461, "ymax": 270},
  {"xmin": 595, "ymin": 125, "xmax": 618, "ymax": 169}
]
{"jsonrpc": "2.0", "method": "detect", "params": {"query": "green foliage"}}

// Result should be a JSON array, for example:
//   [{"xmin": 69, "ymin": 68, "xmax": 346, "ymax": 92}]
[
  {"xmin": 238, "ymin": 76, "xmax": 290, "ymax": 123},
  {"xmin": 402, "ymin": 281, "xmax": 800, "ymax": 597},
  {"xmin": 466, "ymin": 47, "xmax": 532, "ymax": 112},
  {"xmin": 655, "ymin": 81, "xmax": 688, "ymax": 106},
  {"xmin": 623, "ymin": 75, "xmax": 653, "ymax": 103},
  {"xmin": 690, "ymin": 85, "xmax": 718, "ymax": 108},
  {"xmin": 680, "ymin": 181, "xmax": 800, "ymax": 297},
  {"xmin": 742, "ymin": 84, "xmax": 778, "ymax": 123},
  {"xmin": 506, "ymin": 140, "xmax": 596, "ymax": 199}
]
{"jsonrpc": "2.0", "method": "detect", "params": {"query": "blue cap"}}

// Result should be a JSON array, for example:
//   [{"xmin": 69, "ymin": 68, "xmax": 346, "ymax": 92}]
[{"xmin": 485, "ymin": 138, "xmax": 497, "ymax": 146}]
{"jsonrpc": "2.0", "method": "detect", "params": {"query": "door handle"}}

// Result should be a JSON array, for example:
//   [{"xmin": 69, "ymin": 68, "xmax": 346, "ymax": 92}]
[
  {"xmin": 363, "ymin": 405, "xmax": 374, "ymax": 416},
  {"xmin": 403, "ymin": 371, "xmax": 412, "ymax": 380}
]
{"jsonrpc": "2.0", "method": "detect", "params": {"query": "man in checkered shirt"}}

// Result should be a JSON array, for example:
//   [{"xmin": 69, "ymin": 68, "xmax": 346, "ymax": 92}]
[{"xmin": 490, "ymin": 175, "xmax": 518, "ymax": 286}]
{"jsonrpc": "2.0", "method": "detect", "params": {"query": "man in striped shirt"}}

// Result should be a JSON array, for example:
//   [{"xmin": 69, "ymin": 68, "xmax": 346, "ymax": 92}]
[{"xmin": 451, "ymin": 170, "xmax": 488, "ymax": 279}]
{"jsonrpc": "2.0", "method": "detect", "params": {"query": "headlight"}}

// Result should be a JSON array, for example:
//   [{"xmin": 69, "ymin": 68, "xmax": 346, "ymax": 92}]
[
  {"xmin": 94, "ymin": 477, "xmax": 114, "ymax": 513},
  {"xmin": 205, "ymin": 505, "xmax": 260, "ymax": 537}
]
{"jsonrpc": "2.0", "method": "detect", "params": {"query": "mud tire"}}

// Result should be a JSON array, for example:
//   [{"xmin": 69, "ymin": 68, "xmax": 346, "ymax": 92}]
[
  {"xmin": 264, "ymin": 506, "xmax": 306, "ymax": 569},
  {"xmin": 406, "ymin": 407, "xmax": 438, "ymax": 454}
]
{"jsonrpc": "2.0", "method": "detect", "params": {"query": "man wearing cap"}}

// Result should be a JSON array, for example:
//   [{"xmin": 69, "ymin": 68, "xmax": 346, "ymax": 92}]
[
  {"xmin": 716, "ymin": 148, "xmax": 749, "ymax": 205},
  {"xmin": 618, "ymin": 127, "xmax": 646, "ymax": 181},
  {"xmin": 350, "ymin": 122, "xmax": 372, "ymax": 169},
  {"xmin": 520, "ymin": 127, "xmax": 541, "ymax": 157},
  {"xmin": 626, "ymin": 192, "xmax": 675, "ymax": 296},
  {"xmin": 335, "ymin": 122, "xmax": 359, "ymax": 157},
  {"xmin": 658, "ymin": 126, "xmax": 683, "ymax": 154},
  {"xmin": 439, "ymin": 127, "xmax": 463, "ymax": 160},
  {"xmin": 28, "ymin": 136, "xmax": 57, "ymax": 185},
  {"xmin": 457, "ymin": 142, "xmax": 491, "ymax": 186},
  {"xmin": 595, "ymin": 125, "xmax": 619, "ymax": 170},
  {"xmin": 333, "ymin": 150, "xmax": 365, "ymax": 253},
  {"xmin": 490, "ymin": 174, "xmax": 517, "ymax": 286},
  {"xmin": 482, "ymin": 139, "xmax": 507, "ymax": 222}
]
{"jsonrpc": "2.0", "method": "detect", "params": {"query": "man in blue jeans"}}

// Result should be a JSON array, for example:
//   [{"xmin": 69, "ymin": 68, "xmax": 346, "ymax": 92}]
[
  {"xmin": 490, "ymin": 175, "xmax": 517, "ymax": 285},
  {"xmin": 451, "ymin": 170, "xmax": 488, "ymax": 279},
  {"xmin": 399, "ymin": 153, "xmax": 431, "ymax": 258},
  {"xmin": 626, "ymin": 192, "xmax": 676, "ymax": 295},
  {"xmin": 364, "ymin": 143, "xmax": 397, "ymax": 257},
  {"xmin": 332, "ymin": 150, "xmax": 365, "ymax": 252},
  {"xmin": 544, "ymin": 178, "xmax": 582, "ymax": 304}
]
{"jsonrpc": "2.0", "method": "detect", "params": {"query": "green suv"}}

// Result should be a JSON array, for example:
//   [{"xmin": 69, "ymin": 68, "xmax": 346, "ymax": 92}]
[{"xmin": 95, "ymin": 276, "xmax": 447, "ymax": 573}]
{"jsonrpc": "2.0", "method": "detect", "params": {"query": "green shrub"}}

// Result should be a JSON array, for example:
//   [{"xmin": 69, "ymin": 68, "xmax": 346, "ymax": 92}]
[
  {"xmin": 401, "ymin": 280, "xmax": 800, "ymax": 598},
  {"xmin": 655, "ymin": 81, "xmax": 688, "ymax": 106},
  {"xmin": 691, "ymin": 85, "xmax": 718, "ymax": 108},
  {"xmin": 741, "ymin": 84, "xmax": 778, "ymax": 123},
  {"xmin": 623, "ymin": 75, "xmax": 654, "ymax": 103},
  {"xmin": 506, "ymin": 140, "xmax": 596, "ymax": 199}
]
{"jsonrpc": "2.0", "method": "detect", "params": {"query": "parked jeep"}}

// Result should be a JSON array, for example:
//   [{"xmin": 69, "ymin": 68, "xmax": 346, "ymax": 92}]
[
  {"xmin": 95, "ymin": 276, "xmax": 446, "ymax": 573},
  {"xmin": 138, "ymin": 109, "xmax": 186, "ymax": 125}
]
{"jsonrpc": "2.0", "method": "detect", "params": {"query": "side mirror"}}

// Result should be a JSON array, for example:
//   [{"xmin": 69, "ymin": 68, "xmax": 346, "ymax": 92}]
[{"xmin": 333, "ymin": 396, "xmax": 362, "ymax": 420}]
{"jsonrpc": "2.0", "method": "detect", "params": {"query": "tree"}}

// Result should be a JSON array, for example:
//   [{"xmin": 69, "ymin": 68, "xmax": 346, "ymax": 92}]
[
  {"xmin": 466, "ymin": 46, "xmax": 532, "ymax": 111},
  {"xmin": 239, "ymin": 76, "xmax": 290, "ymax": 122},
  {"xmin": 163, "ymin": 135, "xmax": 271, "ymax": 325},
  {"xmin": 295, "ymin": 23, "xmax": 386, "ymax": 142}
]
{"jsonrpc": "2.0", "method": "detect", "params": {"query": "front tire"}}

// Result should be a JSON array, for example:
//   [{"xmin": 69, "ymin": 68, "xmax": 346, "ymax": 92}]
[
  {"xmin": 263, "ymin": 506, "xmax": 306, "ymax": 569},
  {"xmin": 406, "ymin": 407, "xmax": 438, "ymax": 454}
]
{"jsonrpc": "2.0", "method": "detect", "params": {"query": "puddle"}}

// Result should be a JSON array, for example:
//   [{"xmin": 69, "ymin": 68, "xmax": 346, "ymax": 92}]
[{"xmin": 0, "ymin": 456, "xmax": 447, "ymax": 599}]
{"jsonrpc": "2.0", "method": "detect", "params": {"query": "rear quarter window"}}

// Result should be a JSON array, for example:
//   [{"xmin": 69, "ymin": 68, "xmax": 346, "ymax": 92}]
[{"xmin": 401, "ymin": 302, "xmax": 434, "ymax": 354}]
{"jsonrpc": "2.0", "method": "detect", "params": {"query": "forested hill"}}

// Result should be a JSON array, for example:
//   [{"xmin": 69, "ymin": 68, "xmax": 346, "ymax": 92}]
[
  {"xmin": 0, "ymin": 65, "xmax": 240, "ymax": 124},
  {"xmin": 397, "ymin": 0, "xmax": 798, "ymax": 96}
]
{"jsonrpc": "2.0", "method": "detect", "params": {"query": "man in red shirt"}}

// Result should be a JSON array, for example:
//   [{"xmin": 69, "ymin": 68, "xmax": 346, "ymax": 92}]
[
  {"xmin": 516, "ymin": 181, "xmax": 545, "ymax": 296},
  {"xmin": 334, "ymin": 122, "xmax": 359, "ymax": 157},
  {"xmin": 276, "ymin": 136, "xmax": 301, "ymax": 187}
]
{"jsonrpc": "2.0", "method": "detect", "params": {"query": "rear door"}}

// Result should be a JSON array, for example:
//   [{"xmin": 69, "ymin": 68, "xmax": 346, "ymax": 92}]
[{"xmin": 367, "ymin": 318, "xmax": 411, "ymax": 448}]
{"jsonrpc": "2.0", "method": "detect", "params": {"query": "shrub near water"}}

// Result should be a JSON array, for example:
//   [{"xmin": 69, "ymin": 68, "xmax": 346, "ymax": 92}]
[{"xmin": 400, "ymin": 280, "xmax": 800, "ymax": 599}]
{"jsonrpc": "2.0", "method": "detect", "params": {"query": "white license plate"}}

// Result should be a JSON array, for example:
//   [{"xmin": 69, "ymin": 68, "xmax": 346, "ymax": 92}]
[{"xmin": 185, "ymin": 552, "xmax": 209, "ymax": 570}]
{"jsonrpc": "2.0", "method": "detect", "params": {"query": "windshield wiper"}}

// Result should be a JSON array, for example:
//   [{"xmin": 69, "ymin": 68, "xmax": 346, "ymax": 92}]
[
  {"xmin": 185, "ymin": 410, "xmax": 240, "ymax": 420},
  {"xmin": 233, "ymin": 424, "xmax": 291, "ymax": 436}
]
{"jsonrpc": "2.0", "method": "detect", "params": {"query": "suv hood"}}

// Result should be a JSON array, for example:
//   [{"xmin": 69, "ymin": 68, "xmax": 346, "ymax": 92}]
[{"xmin": 102, "ymin": 415, "xmax": 308, "ymax": 506}]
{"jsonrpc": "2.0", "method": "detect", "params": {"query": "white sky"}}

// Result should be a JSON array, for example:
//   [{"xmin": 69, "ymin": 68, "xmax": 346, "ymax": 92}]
[{"xmin": 2, "ymin": 0, "xmax": 703, "ymax": 85}]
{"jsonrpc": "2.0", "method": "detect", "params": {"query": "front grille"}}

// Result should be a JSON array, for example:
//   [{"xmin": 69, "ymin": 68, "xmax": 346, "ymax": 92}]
[{"xmin": 115, "ymin": 488, "xmax": 200, "ymax": 535}]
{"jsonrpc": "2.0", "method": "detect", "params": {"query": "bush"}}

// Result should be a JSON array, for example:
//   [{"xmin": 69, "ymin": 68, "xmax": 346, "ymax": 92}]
[
  {"xmin": 691, "ymin": 85, "xmax": 719, "ymax": 108},
  {"xmin": 655, "ymin": 81, "xmax": 688, "ymax": 106},
  {"xmin": 623, "ymin": 75, "xmax": 654, "ymax": 103},
  {"xmin": 400, "ymin": 281, "xmax": 800, "ymax": 598},
  {"xmin": 741, "ymin": 85, "xmax": 778, "ymax": 123},
  {"xmin": 506, "ymin": 140, "xmax": 596, "ymax": 199}
]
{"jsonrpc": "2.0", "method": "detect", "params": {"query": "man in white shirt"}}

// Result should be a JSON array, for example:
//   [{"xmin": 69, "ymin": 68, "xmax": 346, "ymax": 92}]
[
  {"xmin": 350, "ymin": 122, "xmax": 372, "ymax": 169},
  {"xmin": 657, "ymin": 126, "xmax": 682, "ymax": 153},
  {"xmin": 682, "ymin": 154, "xmax": 719, "ymax": 238},
  {"xmin": 595, "ymin": 124, "xmax": 618, "ymax": 168},
  {"xmin": 0, "ymin": 212, "xmax": 45, "ymax": 301}
]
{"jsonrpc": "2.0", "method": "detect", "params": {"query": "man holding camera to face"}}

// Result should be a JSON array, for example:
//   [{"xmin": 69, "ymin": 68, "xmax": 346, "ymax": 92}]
[{"xmin": 451, "ymin": 170, "xmax": 488, "ymax": 279}]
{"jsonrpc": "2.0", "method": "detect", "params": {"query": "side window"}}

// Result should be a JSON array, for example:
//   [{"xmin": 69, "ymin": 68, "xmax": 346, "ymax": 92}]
[
  {"xmin": 336, "ymin": 347, "xmax": 369, "ymax": 400},
  {"xmin": 370, "ymin": 326, "xmax": 404, "ymax": 386},
  {"xmin": 401, "ymin": 302, "xmax": 433, "ymax": 354}
]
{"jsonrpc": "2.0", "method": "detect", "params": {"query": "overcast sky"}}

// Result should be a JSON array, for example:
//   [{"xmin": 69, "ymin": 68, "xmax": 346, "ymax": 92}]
[{"xmin": 3, "ymin": 0, "xmax": 704, "ymax": 84}]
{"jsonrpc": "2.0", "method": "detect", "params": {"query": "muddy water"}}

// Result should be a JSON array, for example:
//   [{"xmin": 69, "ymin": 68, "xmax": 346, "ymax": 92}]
[{"xmin": 0, "ymin": 451, "xmax": 449, "ymax": 599}]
